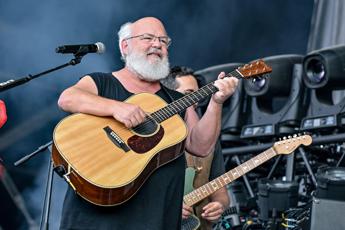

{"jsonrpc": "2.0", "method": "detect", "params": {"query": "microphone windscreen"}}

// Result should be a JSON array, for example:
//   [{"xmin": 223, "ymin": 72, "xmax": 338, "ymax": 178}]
[{"xmin": 95, "ymin": 42, "xmax": 106, "ymax": 54}]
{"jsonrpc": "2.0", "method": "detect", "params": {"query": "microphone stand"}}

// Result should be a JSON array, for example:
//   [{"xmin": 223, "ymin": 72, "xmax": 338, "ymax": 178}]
[
  {"xmin": 9, "ymin": 52, "xmax": 88, "ymax": 229},
  {"xmin": 14, "ymin": 142, "xmax": 53, "ymax": 230},
  {"xmin": 0, "ymin": 53, "xmax": 85, "ymax": 92}
]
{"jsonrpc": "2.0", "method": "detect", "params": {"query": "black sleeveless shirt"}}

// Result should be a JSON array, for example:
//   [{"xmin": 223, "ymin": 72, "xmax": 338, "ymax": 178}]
[{"xmin": 60, "ymin": 73, "xmax": 186, "ymax": 230}]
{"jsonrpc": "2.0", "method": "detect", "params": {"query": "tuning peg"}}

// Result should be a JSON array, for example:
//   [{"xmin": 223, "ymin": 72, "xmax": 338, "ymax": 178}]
[
  {"xmin": 288, "ymin": 135, "xmax": 292, "ymax": 139},
  {"xmin": 283, "ymin": 136, "xmax": 287, "ymax": 140}
]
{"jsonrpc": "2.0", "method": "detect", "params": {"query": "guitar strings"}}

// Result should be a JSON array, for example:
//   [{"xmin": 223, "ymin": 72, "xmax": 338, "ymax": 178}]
[
  {"xmin": 128, "ymin": 68, "xmax": 252, "ymax": 133},
  {"xmin": 131, "ymin": 85, "xmax": 216, "ymax": 133}
]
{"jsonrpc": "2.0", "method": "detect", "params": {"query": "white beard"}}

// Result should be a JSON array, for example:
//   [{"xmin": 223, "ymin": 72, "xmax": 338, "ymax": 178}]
[{"xmin": 125, "ymin": 48, "xmax": 170, "ymax": 82}]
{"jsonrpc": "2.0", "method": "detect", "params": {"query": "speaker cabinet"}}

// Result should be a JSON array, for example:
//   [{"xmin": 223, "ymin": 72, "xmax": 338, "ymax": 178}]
[{"xmin": 310, "ymin": 197, "xmax": 345, "ymax": 230}]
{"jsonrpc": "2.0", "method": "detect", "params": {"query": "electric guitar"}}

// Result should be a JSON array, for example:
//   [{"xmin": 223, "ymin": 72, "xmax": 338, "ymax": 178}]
[
  {"xmin": 52, "ymin": 60, "xmax": 272, "ymax": 206},
  {"xmin": 182, "ymin": 134, "xmax": 312, "ymax": 230}
]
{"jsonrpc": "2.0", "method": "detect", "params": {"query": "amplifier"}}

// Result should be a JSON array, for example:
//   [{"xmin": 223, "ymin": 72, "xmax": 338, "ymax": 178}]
[{"xmin": 310, "ymin": 197, "xmax": 345, "ymax": 230}]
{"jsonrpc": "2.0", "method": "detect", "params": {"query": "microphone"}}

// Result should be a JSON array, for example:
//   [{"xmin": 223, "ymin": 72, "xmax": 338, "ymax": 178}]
[
  {"xmin": 0, "ymin": 100, "xmax": 7, "ymax": 128},
  {"xmin": 55, "ymin": 42, "xmax": 106, "ymax": 54}
]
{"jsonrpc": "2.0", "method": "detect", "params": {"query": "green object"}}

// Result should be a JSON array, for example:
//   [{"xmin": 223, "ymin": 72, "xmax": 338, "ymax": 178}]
[{"xmin": 184, "ymin": 167, "xmax": 196, "ymax": 195}]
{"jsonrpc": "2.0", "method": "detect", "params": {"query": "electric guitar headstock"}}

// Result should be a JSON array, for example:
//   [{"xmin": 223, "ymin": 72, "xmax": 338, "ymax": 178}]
[
  {"xmin": 273, "ymin": 134, "xmax": 312, "ymax": 155},
  {"xmin": 236, "ymin": 59, "xmax": 272, "ymax": 79}
]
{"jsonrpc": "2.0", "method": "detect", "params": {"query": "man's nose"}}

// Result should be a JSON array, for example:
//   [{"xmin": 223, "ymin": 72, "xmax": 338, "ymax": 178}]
[{"xmin": 151, "ymin": 37, "xmax": 162, "ymax": 48}]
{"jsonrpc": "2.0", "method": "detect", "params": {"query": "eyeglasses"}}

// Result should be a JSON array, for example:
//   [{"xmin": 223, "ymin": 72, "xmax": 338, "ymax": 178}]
[{"xmin": 124, "ymin": 33, "xmax": 172, "ymax": 47}]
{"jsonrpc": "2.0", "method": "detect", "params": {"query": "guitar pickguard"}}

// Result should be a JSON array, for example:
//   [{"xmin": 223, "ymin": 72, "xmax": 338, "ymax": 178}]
[{"xmin": 127, "ymin": 126, "xmax": 165, "ymax": 153}]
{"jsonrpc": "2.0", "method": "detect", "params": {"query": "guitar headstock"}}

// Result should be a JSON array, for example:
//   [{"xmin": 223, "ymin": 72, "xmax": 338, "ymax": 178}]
[
  {"xmin": 237, "ymin": 60, "xmax": 272, "ymax": 79},
  {"xmin": 273, "ymin": 134, "xmax": 312, "ymax": 155}
]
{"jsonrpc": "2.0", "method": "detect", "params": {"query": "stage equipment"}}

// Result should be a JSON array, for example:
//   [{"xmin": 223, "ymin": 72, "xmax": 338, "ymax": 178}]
[
  {"xmin": 242, "ymin": 54, "xmax": 306, "ymax": 137},
  {"xmin": 0, "ymin": 42, "xmax": 105, "ymax": 92},
  {"xmin": 14, "ymin": 142, "xmax": 54, "ymax": 230},
  {"xmin": 242, "ymin": 54, "xmax": 308, "ymax": 138},
  {"xmin": 0, "ymin": 160, "xmax": 38, "ymax": 229},
  {"xmin": 310, "ymin": 197, "xmax": 345, "ymax": 230},
  {"xmin": 301, "ymin": 45, "xmax": 345, "ymax": 131},
  {"xmin": 195, "ymin": 63, "xmax": 249, "ymax": 136},
  {"xmin": 257, "ymin": 179, "xmax": 299, "ymax": 221},
  {"xmin": 310, "ymin": 167, "xmax": 345, "ymax": 230},
  {"xmin": 55, "ymin": 42, "xmax": 105, "ymax": 55},
  {"xmin": 314, "ymin": 166, "xmax": 345, "ymax": 201}
]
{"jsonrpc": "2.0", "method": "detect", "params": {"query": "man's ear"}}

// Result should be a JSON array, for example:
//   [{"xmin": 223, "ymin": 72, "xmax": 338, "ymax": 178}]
[{"xmin": 121, "ymin": 40, "xmax": 129, "ymax": 56}]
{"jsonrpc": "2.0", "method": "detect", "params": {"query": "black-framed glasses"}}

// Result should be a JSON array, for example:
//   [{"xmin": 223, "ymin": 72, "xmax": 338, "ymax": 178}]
[{"xmin": 124, "ymin": 33, "xmax": 172, "ymax": 47}]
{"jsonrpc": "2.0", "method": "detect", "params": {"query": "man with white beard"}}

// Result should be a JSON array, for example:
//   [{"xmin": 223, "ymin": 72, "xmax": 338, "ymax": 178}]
[{"xmin": 57, "ymin": 17, "xmax": 238, "ymax": 230}]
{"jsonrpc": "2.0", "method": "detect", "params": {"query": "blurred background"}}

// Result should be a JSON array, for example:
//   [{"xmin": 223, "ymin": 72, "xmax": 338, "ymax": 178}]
[{"xmin": 1, "ymin": 0, "xmax": 345, "ymax": 229}]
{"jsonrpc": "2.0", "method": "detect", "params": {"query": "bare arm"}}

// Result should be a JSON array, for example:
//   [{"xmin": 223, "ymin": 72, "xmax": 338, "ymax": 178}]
[
  {"xmin": 185, "ymin": 73, "xmax": 238, "ymax": 156},
  {"xmin": 58, "ymin": 76, "xmax": 146, "ymax": 128}
]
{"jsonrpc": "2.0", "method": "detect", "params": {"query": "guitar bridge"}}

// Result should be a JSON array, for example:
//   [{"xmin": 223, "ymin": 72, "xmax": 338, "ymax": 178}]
[{"xmin": 103, "ymin": 126, "xmax": 130, "ymax": 152}]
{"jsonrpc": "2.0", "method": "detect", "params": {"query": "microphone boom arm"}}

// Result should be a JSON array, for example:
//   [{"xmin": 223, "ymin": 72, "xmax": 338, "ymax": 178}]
[{"xmin": 0, "ymin": 53, "xmax": 85, "ymax": 92}]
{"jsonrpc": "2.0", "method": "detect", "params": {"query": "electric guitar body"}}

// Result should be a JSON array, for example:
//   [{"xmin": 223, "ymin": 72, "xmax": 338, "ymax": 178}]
[
  {"xmin": 52, "ymin": 93, "xmax": 187, "ymax": 206},
  {"xmin": 182, "ymin": 167, "xmax": 201, "ymax": 230}
]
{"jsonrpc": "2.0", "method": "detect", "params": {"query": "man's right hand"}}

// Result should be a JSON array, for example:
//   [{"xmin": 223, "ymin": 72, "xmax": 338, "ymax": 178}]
[{"xmin": 112, "ymin": 102, "xmax": 147, "ymax": 128}]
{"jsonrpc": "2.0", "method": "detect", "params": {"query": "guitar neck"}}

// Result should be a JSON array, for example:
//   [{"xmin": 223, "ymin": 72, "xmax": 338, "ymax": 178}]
[
  {"xmin": 150, "ymin": 70, "xmax": 243, "ymax": 123},
  {"xmin": 183, "ymin": 147, "xmax": 277, "ymax": 207}
]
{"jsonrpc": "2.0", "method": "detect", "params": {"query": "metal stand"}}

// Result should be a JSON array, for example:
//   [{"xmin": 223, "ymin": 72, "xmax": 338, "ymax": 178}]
[
  {"xmin": 336, "ymin": 144, "xmax": 345, "ymax": 167},
  {"xmin": 14, "ymin": 141, "xmax": 52, "ymax": 166},
  {"xmin": 39, "ymin": 158, "xmax": 54, "ymax": 230},
  {"xmin": 14, "ymin": 142, "xmax": 54, "ymax": 230},
  {"xmin": 5, "ymin": 51, "xmax": 93, "ymax": 229},
  {"xmin": 233, "ymin": 155, "xmax": 254, "ymax": 198},
  {"xmin": 0, "ymin": 54, "xmax": 85, "ymax": 92},
  {"xmin": 222, "ymin": 132, "xmax": 345, "ymax": 156},
  {"xmin": 265, "ymin": 147, "xmax": 317, "ymax": 186},
  {"xmin": 299, "ymin": 147, "xmax": 317, "ymax": 187},
  {"xmin": 0, "ymin": 161, "xmax": 38, "ymax": 229}
]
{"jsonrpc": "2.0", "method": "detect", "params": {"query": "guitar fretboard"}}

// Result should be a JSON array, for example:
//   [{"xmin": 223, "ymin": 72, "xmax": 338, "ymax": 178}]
[
  {"xmin": 150, "ymin": 70, "xmax": 243, "ymax": 123},
  {"xmin": 183, "ymin": 147, "xmax": 277, "ymax": 207}
]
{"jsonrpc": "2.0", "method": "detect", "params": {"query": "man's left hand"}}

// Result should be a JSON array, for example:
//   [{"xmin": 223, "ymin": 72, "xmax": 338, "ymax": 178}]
[
  {"xmin": 212, "ymin": 72, "xmax": 238, "ymax": 104},
  {"xmin": 201, "ymin": 201, "xmax": 225, "ymax": 222}
]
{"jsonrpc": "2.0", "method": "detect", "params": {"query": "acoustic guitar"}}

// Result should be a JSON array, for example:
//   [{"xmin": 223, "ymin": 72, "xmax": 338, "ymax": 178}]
[
  {"xmin": 181, "ymin": 134, "xmax": 312, "ymax": 230},
  {"xmin": 52, "ymin": 60, "xmax": 272, "ymax": 206}
]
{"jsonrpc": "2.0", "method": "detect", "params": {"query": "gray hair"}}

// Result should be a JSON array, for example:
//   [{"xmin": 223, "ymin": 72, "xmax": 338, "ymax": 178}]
[{"xmin": 118, "ymin": 22, "xmax": 132, "ymax": 60}]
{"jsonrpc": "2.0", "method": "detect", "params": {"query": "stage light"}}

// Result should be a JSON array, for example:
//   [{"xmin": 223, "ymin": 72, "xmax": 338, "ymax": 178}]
[
  {"xmin": 303, "ymin": 45, "xmax": 345, "ymax": 89},
  {"xmin": 244, "ymin": 54, "xmax": 302, "ymax": 98},
  {"xmin": 301, "ymin": 45, "xmax": 345, "ymax": 131},
  {"xmin": 195, "ymin": 63, "xmax": 248, "ymax": 137},
  {"xmin": 241, "ymin": 54, "xmax": 309, "ymax": 138}
]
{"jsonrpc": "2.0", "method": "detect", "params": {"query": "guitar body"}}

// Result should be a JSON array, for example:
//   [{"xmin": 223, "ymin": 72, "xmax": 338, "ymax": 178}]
[{"xmin": 52, "ymin": 93, "xmax": 187, "ymax": 206}]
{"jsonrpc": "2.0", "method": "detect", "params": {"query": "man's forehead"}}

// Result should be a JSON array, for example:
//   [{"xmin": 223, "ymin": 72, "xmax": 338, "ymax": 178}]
[{"xmin": 132, "ymin": 18, "xmax": 167, "ymax": 35}]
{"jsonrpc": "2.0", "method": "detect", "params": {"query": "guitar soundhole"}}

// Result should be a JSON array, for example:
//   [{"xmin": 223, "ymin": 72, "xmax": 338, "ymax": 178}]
[{"xmin": 131, "ymin": 116, "xmax": 159, "ymax": 136}]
